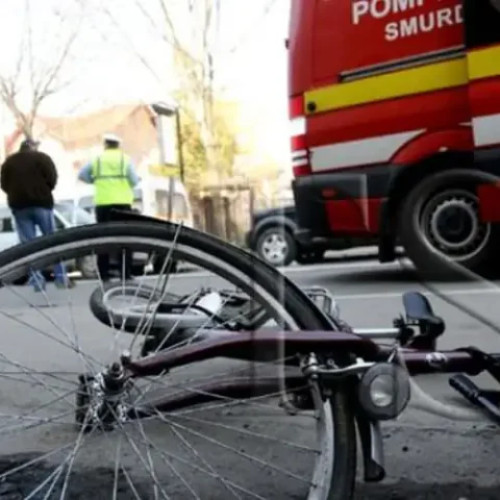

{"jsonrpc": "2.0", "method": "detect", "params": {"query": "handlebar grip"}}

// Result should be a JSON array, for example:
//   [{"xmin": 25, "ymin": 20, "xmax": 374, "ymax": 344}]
[{"xmin": 449, "ymin": 374, "xmax": 480, "ymax": 403}]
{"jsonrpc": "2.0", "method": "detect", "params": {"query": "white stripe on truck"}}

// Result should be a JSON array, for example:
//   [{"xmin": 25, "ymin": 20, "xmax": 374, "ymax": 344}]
[
  {"xmin": 309, "ymin": 130, "xmax": 424, "ymax": 171},
  {"xmin": 472, "ymin": 114, "xmax": 500, "ymax": 147}
]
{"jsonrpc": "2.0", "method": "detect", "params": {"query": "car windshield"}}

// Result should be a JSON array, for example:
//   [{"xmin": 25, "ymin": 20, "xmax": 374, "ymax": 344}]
[{"xmin": 55, "ymin": 202, "xmax": 95, "ymax": 225}]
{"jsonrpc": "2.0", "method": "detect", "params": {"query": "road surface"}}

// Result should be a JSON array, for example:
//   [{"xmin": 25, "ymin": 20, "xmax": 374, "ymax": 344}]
[{"xmin": 1, "ymin": 256, "xmax": 500, "ymax": 498}]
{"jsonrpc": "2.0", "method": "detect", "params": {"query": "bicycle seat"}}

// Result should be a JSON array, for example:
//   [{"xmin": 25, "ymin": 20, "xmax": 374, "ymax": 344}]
[{"xmin": 402, "ymin": 291, "xmax": 445, "ymax": 339}]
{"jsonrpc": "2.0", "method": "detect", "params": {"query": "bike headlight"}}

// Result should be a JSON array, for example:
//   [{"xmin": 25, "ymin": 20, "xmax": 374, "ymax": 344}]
[
  {"xmin": 358, "ymin": 363, "xmax": 410, "ymax": 421},
  {"xmin": 370, "ymin": 374, "xmax": 395, "ymax": 408}
]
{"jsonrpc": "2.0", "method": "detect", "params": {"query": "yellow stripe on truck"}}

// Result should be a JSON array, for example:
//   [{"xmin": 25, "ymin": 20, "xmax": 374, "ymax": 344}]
[
  {"xmin": 305, "ymin": 45, "xmax": 500, "ymax": 115},
  {"xmin": 467, "ymin": 45, "xmax": 500, "ymax": 81},
  {"xmin": 305, "ymin": 58, "xmax": 467, "ymax": 114}
]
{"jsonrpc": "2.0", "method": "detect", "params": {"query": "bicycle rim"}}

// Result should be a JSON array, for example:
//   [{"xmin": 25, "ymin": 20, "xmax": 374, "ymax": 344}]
[{"xmin": 0, "ymin": 221, "xmax": 355, "ymax": 499}]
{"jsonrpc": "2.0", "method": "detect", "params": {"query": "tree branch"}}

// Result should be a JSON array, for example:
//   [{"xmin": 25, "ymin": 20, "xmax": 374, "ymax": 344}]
[{"xmin": 0, "ymin": 0, "xmax": 86, "ymax": 137}]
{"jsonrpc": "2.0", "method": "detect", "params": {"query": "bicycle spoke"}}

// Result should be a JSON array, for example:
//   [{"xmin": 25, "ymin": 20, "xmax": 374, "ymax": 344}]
[
  {"xmin": 0, "ymin": 310, "xmax": 100, "ymax": 369},
  {"xmin": 94, "ymin": 255, "xmax": 126, "ymax": 357},
  {"xmin": 121, "ymin": 465, "xmax": 144, "ymax": 500},
  {"xmin": 0, "ymin": 443, "xmax": 74, "ymax": 483},
  {"xmin": 136, "ymin": 420, "xmax": 160, "ymax": 500},
  {"xmin": 0, "ymin": 408, "xmax": 75, "ymax": 435},
  {"xmin": 140, "ymin": 229, "xmax": 183, "ymax": 338},
  {"xmin": 135, "ymin": 376, "xmax": 312, "ymax": 417},
  {"xmin": 168, "ymin": 423, "xmax": 241, "ymax": 499},
  {"xmin": 112, "ymin": 437, "xmax": 122, "ymax": 500},
  {"xmin": 0, "ymin": 371, "xmax": 77, "ymax": 391},
  {"xmin": 110, "ymin": 251, "xmax": 151, "ymax": 358},
  {"xmin": 135, "ymin": 355, "xmax": 297, "ymax": 404},
  {"xmin": 153, "ymin": 413, "xmax": 312, "ymax": 485},
  {"xmin": 132, "ymin": 410, "xmax": 197, "ymax": 499},
  {"xmin": 58, "ymin": 405, "xmax": 97, "ymax": 499},
  {"xmin": 0, "ymin": 387, "xmax": 76, "ymax": 436},
  {"xmin": 126, "ymin": 417, "xmax": 263, "ymax": 500},
  {"xmin": 96, "ymin": 422, "xmax": 144, "ymax": 500},
  {"xmin": 118, "ymin": 428, "xmax": 171, "ymax": 499},
  {"xmin": 5, "ymin": 285, "xmax": 99, "ymax": 376},
  {"xmin": 147, "ymin": 289, "xmax": 243, "ymax": 361},
  {"xmin": 168, "ymin": 413, "xmax": 319, "ymax": 453},
  {"xmin": 0, "ymin": 354, "xmax": 78, "ymax": 396},
  {"xmin": 25, "ymin": 452, "xmax": 73, "ymax": 500},
  {"xmin": 42, "ymin": 457, "xmax": 70, "ymax": 500},
  {"xmin": 103, "ymin": 404, "xmax": 171, "ymax": 500}
]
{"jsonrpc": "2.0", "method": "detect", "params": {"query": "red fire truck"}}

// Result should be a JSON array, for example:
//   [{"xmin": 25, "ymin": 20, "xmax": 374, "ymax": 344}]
[{"xmin": 289, "ymin": 0, "xmax": 500, "ymax": 277}]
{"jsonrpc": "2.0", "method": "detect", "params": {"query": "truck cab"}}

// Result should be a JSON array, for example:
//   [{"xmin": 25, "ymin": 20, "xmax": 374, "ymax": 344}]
[{"xmin": 289, "ymin": 0, "xmax": 500, "ymax": 277}]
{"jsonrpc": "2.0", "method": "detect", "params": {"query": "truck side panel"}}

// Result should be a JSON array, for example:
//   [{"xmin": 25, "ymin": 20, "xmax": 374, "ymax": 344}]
[
  {"xmin": 465, "ymin": 1, "xmax": 500, "ymax": 150},
  {"xmin": 295, "ymin": 0, "xmax": 472, "ymax": 236},
  {"xmin": 465, "ymin": 1, "xmax": 500, "ymax": 222}
]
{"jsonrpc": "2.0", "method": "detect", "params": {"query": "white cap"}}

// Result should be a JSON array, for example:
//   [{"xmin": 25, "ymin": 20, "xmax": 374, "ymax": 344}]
[{"xmin": 103, "ymin": 133, "xmax": 122, "ymax": 144}]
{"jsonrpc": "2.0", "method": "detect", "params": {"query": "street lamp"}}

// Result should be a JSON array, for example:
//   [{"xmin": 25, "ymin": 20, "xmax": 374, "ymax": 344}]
[{"xmin": 149, "ymin": 101, "xmax": 187, "ymax": 221}]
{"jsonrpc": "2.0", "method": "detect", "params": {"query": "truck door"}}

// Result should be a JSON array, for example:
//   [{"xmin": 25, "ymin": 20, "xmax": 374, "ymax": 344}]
[{"xmin": 464, "ymin": 0, "xmax": 500, "ymax": 152}]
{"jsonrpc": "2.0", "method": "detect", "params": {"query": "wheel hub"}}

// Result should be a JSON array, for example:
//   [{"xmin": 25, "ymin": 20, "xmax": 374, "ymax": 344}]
[
  {"xmin": 75, "ymin": 362, "xmax": 132, "ymax": 432},
  {"xmin": 262, "ymin": 234, "xmax": 288, "ymax": 263},
  {"xmin": 422, "ymin": 190, "xmax": 491, "ymax": 261},
  {"xmin": 431, "ymin": 198, "xmax": 477, "ymax": 248}
]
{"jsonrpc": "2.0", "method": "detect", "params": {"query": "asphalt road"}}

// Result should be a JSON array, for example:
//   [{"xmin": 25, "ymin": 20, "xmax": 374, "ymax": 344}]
[{"xmin": 1, "ymin": 256, "xmax": 500, "ymax": 498}]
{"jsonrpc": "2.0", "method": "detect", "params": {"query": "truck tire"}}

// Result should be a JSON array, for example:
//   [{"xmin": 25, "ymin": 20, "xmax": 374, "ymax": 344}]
[
  {"xmin": 398, "ymin": 171, "xmax": 500, "ymax": 280},
  {"xmin": 256, "ymin": 227, "xmax": 296, "ymax": 267}
]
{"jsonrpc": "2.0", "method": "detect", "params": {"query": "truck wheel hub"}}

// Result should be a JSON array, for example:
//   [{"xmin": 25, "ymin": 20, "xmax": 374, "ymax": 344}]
[{"xmin": 422, "ymin": 191, "xmax": 490, "ymax": 261}]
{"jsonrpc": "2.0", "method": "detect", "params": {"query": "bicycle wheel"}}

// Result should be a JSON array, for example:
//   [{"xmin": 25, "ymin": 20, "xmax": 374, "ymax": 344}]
[{"xmin": 0, "ymin": 220, "xmax": 356, "ymax": 499}]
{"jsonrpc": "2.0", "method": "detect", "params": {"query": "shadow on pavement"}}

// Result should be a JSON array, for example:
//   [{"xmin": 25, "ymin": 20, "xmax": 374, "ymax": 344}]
[
  {"xmin": 356, "ymin": 481, "xmax": 497, "ymax": 499},
  {"xmin": 329, "ymin": 267, "xmax": 419, "ymax": 284},
  {"xmin": 326, "ymin": 265, "xmax": 496, "ymax": 285},
  {"xmin": 0, "ymin": 454, "xmax": 150, "ymax": 499}
]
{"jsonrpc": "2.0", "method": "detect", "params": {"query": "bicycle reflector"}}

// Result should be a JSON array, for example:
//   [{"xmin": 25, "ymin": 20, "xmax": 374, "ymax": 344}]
[{"xmin": 358, "ymin": 363, "xmax": 411, "ymax": 421}]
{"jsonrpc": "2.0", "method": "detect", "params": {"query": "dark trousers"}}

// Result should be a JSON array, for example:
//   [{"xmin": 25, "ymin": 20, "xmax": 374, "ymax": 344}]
[
  {"xmin": 95, "ymin": 204, "xmax": 133, "ymax": 280},
  {"xmin": 13, "ymin": 207, "xmax": 68, "ymax": 289}
]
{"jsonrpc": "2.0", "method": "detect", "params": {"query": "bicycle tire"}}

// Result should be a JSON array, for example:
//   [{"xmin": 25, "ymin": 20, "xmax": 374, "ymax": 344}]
[
  {"xmin": 89, "ymin": 282, "xmax": 180, "ymax": 331},
  {"xmin": 0, "ymin": 220, "xmax": 356, "ymax": 500}
]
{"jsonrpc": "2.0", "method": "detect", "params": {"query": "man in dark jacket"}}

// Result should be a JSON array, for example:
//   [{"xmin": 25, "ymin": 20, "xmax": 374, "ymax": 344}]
[{"xmin": 0, "ymin": 138, "xmax": 74, "ymax": 291}]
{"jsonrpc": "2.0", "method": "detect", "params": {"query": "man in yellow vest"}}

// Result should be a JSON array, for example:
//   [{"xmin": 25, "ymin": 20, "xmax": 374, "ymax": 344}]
[{"xmin": 78, "ymin": 134, "xmax": 140, "ymax": 281}]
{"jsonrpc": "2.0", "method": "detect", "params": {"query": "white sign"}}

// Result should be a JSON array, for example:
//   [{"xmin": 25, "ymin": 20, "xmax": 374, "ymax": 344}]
[{"xmin": 351, "ymin": 0, "xmax": 464, "ymax": 42}]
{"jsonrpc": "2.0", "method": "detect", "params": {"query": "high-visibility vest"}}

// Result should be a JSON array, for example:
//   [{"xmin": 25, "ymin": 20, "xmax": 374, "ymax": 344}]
[{"xmin": 91, "ymin": 149, "xmax": 134, "ymax": 206}]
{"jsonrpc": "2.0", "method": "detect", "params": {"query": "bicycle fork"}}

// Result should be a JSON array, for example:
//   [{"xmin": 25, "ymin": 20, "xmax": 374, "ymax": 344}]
[{"xmin": 300, "ymin": 353, "xmax": 409, "ymax": 484}]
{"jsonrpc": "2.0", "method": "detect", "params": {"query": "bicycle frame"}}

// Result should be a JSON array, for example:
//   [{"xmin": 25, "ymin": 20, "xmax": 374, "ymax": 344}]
[
  {"xmin": 119, "ymin": 326, "xmax": 500, "ymax": 484},
  {"xmin": 124, "ymin": 328, "xmax": 496, "ymax": 379}
]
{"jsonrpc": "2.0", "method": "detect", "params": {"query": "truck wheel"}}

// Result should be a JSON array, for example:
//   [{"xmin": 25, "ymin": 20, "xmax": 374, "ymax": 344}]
[
  {"xmin": 256, "ymin": 227, "xmax": 296, "ymax": 267},
  {"xmin": 398, "ymin": 173, "xmax": 499, "ymax": 280}
]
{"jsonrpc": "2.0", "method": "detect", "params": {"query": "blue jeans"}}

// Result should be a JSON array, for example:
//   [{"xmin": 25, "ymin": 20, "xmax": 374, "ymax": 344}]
[{"xmin": 13, "ymin": 207, "xmax": 67, "ymax": 290}]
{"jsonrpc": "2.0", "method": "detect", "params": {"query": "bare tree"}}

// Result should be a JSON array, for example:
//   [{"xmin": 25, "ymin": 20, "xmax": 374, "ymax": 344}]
[
  {"xmin": 0, "ymin": 0, "xmax": 87, "ymax": 139},
  {"xmin": 101, "ymin": 0, "xmax": 224, "ymax": 179}
]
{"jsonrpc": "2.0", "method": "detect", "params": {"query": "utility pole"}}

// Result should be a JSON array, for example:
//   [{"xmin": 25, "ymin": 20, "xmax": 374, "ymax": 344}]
[{"xmin": 152, "ymin": 101, "xmax": 184, "ymax": 221}]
